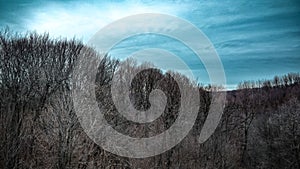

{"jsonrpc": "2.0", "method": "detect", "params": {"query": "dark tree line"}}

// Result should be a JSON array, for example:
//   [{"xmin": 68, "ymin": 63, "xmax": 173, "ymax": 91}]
[
  {"xmin": 0, "ymin": 31, "xmax": 300, "ymax": 169},
  {"xmin": 0, "ymin": 30, "xmax": 83, "ymax": 169}
]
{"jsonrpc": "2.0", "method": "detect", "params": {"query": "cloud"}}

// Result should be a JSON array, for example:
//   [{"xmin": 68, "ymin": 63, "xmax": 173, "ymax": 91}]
[{"xmin": 24, "ymin": 0, "xmax": 190, "ymax": 41}]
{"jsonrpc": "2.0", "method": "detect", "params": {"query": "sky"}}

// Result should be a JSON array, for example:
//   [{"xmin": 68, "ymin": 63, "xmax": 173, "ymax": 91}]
[{"xmin": 1, "ymin": 0, "xmax": 300, "ymax": 89}]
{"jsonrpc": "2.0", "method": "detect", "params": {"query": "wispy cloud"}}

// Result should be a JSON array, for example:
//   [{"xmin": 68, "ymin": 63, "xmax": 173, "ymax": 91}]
[{"xmin": 24, "ymin": 0, "xmax": 189, "ymax": 41}]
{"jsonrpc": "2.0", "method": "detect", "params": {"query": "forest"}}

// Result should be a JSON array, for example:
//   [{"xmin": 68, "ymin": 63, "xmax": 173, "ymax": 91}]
[{"xmin": 0, "ymin": 31, "xmax": 300, "ymax": 169}]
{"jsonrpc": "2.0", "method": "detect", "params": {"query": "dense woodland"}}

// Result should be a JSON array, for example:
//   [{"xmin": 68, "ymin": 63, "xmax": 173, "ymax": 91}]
[{"xmin": 0, "ymin": 31, "xmax": 300, "ymax": 169}]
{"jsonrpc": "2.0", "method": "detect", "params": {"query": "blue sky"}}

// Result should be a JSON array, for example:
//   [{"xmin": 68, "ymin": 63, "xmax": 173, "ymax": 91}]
[{"xmin": 1, "ymin": 0, "xmax": 300, "ymax": 89}]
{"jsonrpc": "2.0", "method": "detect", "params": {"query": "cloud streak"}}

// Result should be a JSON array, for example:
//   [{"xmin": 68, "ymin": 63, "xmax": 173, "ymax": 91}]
[{"xmin": 23, "ymin": 0, "xmax": 189, "ymax": 40}]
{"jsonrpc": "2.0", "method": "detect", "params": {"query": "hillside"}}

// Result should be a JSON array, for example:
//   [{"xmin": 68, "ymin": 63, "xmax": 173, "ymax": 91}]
[{"xmin": 0, "ymin": 32, "xmax": 299, "ymax": 169}]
